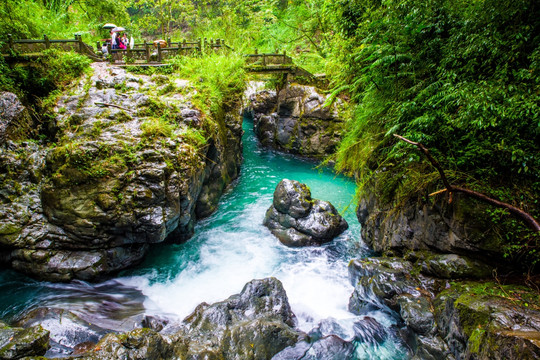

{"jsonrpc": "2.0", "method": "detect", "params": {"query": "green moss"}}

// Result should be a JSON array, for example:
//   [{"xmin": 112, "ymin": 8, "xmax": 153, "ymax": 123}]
[
  {"xmin": 0, "ymin": 223, "xmax": 21, "ymax": 236},
  {"xmin": 158, "ymin": 83, "xmax": 177, "ymax": 95},
  {"xmin": 468, "ymin": 327, "xmax": 487, "ymax": 354},
  {"xmin": 141, "ymin": 117, "xmax": 175, "ymax": 139}
]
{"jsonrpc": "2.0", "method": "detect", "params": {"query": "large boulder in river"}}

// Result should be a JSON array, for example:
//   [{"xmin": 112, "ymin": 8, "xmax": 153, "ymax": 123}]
[
  {"xmin": 0, "ymin": 91, "xmax": 35, "ymax": 143},
  {"xmin": 0, "ymin": 63, "xmax": 243, "ymax": 281},
  {"xmin": 247, "ymin": 85, "xmax": 344, "ymax": 158},
  {"xmin": 263, "ymin": 179, "xmax": 348, "ymax": 247}
]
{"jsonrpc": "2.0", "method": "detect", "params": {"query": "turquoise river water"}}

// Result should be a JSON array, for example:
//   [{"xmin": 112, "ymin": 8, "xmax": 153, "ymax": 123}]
[{"xmin": 0, "ymin": 116, "xmax": 408, "ymax": 359}]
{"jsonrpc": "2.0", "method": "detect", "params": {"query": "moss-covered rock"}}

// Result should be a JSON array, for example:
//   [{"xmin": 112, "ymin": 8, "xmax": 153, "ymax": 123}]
[
  {"xmin": 357, "ymin": 191, "xmax": 507, "ymax": 268},
  {"xmin": 0, "ymin": 63, "xmax": 243, "ymax": 281},
  {"xmin": 0, "ymin": 92, "xmax": 35, "ymax": 144},
  {"xmin": 0, "ymin": 325, "xmax": 50, "ymax": 359},
  {"xmin": 263, "ymin": 179, "xmax": 348, "ymax": 247},
  {"xmin": 170, "ymin": 277, "xmax": 304, "ymax": 359},
  {"xmin": 348, "ymin": 256, "xmax": 540, "ymax": 359}
]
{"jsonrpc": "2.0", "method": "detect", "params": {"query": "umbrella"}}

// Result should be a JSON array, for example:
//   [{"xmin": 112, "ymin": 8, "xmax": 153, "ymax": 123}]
[
  {"xmin": 102, "ymin": 23, "xmax": 117, "ymax": 29},
  {"xmin": 153, "ymin": 39, "xmax": 167, "ymax": 48},
  {"xmin": 112, "ymin": 27, "xmax": 126, "ymax": 33}
]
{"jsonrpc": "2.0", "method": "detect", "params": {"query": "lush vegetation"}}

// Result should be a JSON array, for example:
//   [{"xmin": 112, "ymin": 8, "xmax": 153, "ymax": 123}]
[
  {"xmin": 325, "ymin": 0, "xmax": 539, "ymax": 266},
  {"xmin": 0, "ymin": 0, "xmax": 538, "ymax": 267}
]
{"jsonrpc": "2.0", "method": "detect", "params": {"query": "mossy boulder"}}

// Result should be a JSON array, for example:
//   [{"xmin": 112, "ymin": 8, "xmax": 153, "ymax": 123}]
[
  {"xmin": 0, "ymin": 63, "xmax": 243, "ymax": 281},
  {"xmin": 263, "ymin": 179, "xmax": 348, "ymax": 247},
  {"xmin": 171, "ymin": 277, "xmax": 304, "ymax": 359},
  {"xmin": 0, "ymin": 325, "xmax": 50, "ymax": 359},
  {"xmin": 434, "ymin": 282, "xmax": 540, "ymax": 359},
  {"xmin": 348, "ymin": 256, "xmax": 540, "ymax": 359}
]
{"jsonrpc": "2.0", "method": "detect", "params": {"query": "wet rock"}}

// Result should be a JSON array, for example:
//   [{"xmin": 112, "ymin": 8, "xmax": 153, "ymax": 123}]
[
  {"xmin": 0, "ymin": 324, "xmax": 50, "ymax": 359},
  {"xmin": 418, "ymin": 253, "xmax": 492, "ymax": 279},
  {"xmin": 348, "ymin": 258, "xmax": 421, "ymax": 314},
  {"xmin": 264, "ymin": 179, "xmax": 348, "ymax": 247},
  {"xmin": 247, "ymin": 85, "xmax": 344, "ymax": 158},
  {"xmin": 172, "ymin": 277, "xmax": 303, "ymax": 359},
  {"xmin": 0, "ymin": 63, "xmax": 243, "ymax": 281},
  {"xmin": 396, "ymin": 294, "xmax": 435, "ymax": 335},
  {"xmin": 434, "ymin": 284, "xmax": 540, "ymax": 359},
  {"xmin": 357, "ymin": 191, "xmax": 507, "ymax": 267},
  {"xmin": 13, "ymin": 307, "xmax": 107, "ymax": 354},
  {"xmin": 0, "ymin": 92, "xmax": 34, "ymax": 143},
  {"xmin": 272, "ymin": 335, "xmax": 355, "ymax": 360},
  {"xmin": 91, "ymin": 328, "xmax": 172, "ymax": 360},
  {"xmin": 412, "ymin": 335, "xmax": 453, "ymax": 360},
  {"xmin": 141, "ymin": 315, "xmax": 169, "ymax": 333}
]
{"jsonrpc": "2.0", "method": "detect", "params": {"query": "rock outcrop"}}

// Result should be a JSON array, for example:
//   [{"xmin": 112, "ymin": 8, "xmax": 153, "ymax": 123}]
[
  {"xmin": 0, "ymin": 63, "xmax": 243, "ymax": 281},
  {"xmin": 347, "ymin": 256, "xmax": 540, "ymax": 359},
  {"xmin": 357, "ymin": 191, "xmax": 508, "ymax": 267},
  {"xmin": 263, "ymin": 179, "xmax": 348, "ymax": 247},
  {"xmin": 247, "ymin": 85, "xmax": 344, "ymax": 158},
  {"xmin": 0, "ymin": 92, "xmax": 35, "ymax": 143},
  {"xmin": 0, "ymin": 322, "xmax": 50, "ymax": 359}
]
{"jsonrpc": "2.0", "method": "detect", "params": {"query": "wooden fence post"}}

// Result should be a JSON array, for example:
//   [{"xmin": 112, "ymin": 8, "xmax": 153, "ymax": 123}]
[
  {"xmin": 77, "ymin": 35, "xmax": 84, "ymax": 53},
  {"xmin": 167, "ymin": 37, "xmax": 171, "ymax": 47},
  {"xmin": 144, "ymin": 41, "xmax": 150, "ymax": 63},
  {"xmin": 157, "ymin": 43, "xmax": 162, "ymax": 62},
  {"xmin": 44, "ymin": 35, "xmax": 50, "ymax": 49}
]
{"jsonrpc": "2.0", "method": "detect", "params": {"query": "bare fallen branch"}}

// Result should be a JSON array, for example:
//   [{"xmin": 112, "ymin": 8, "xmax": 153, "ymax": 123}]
[
  {"xmin": 94, "ymin": 102, "xmax": 132, "ymax": 112},
  {"xmin": 394, "ymin": 134, "xmax": 540, "ymax": 232}
]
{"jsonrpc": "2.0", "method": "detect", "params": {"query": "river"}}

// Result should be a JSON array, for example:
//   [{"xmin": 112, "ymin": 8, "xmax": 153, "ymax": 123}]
[{"xmin": 0, "ymin": 115, "xmax": 407, "ymax": 359}]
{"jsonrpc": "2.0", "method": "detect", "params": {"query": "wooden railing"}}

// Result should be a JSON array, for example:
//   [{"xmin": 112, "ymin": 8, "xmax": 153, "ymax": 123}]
[
  {"xmin": 245, "ymin": 50, "xmax": 293, "ymax": 67},
  {"xmin": 1, "ymin": 34, "xmax": 101, "ymax": 61},
  {"xmin": 104, "ymin": 37, "xmax": 232, "ymax": 64}
]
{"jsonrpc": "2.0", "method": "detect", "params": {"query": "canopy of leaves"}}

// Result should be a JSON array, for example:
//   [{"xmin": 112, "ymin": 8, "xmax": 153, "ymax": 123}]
[{"xmin": 328, "ymin": 0, "xmax": 540, "ymax": 266}]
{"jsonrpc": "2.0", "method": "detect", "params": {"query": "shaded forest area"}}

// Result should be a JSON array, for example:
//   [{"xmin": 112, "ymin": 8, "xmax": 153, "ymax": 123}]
[{"xmin": 1, "ymin": 0, "xmax": 539, "ymax": 268}]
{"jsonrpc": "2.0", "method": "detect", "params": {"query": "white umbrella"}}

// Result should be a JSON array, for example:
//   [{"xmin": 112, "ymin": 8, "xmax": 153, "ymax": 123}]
[
  {"xmin": 102, "ymin": 23, "xmax": 117, "ymax": 29},
  {"xmin": 112, "ymin": 27, "xmax": 126, "ymax": 33}
]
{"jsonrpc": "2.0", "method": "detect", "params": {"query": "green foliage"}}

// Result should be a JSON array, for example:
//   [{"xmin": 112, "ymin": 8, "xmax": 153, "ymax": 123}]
[
  {"xmin": 329, "ymin": 0, "xmax": 540, "ymax": 267},
  {"xmin": 141, "ymin": 117, "xmax": 174, "ymax": 139},
  {"xmin": 181, "ymin": 128, "xmax": 206, "ymax": 148},
  {"xmin": 0, "ymin": 0, "xmax": 129, "ymax": 41},
  {"xmin": 168, "ymin": 53, "xmax": 246, "ymax": 116}
]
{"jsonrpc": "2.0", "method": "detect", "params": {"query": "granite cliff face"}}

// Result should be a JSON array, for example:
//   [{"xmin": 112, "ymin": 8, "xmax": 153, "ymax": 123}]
[
  {"xmin": 0, "ymin": 63, "xmax": 243, "ymax": 281},
  {"xmin": 246, "ymin": 85, "xmax": 344, "ymax": 158}
]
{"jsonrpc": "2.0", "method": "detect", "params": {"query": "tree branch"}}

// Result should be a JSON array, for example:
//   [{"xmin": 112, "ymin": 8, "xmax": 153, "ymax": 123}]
[{"xmin": 394, "ymin": 134, "xmax": 540, "ymax": 232}]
